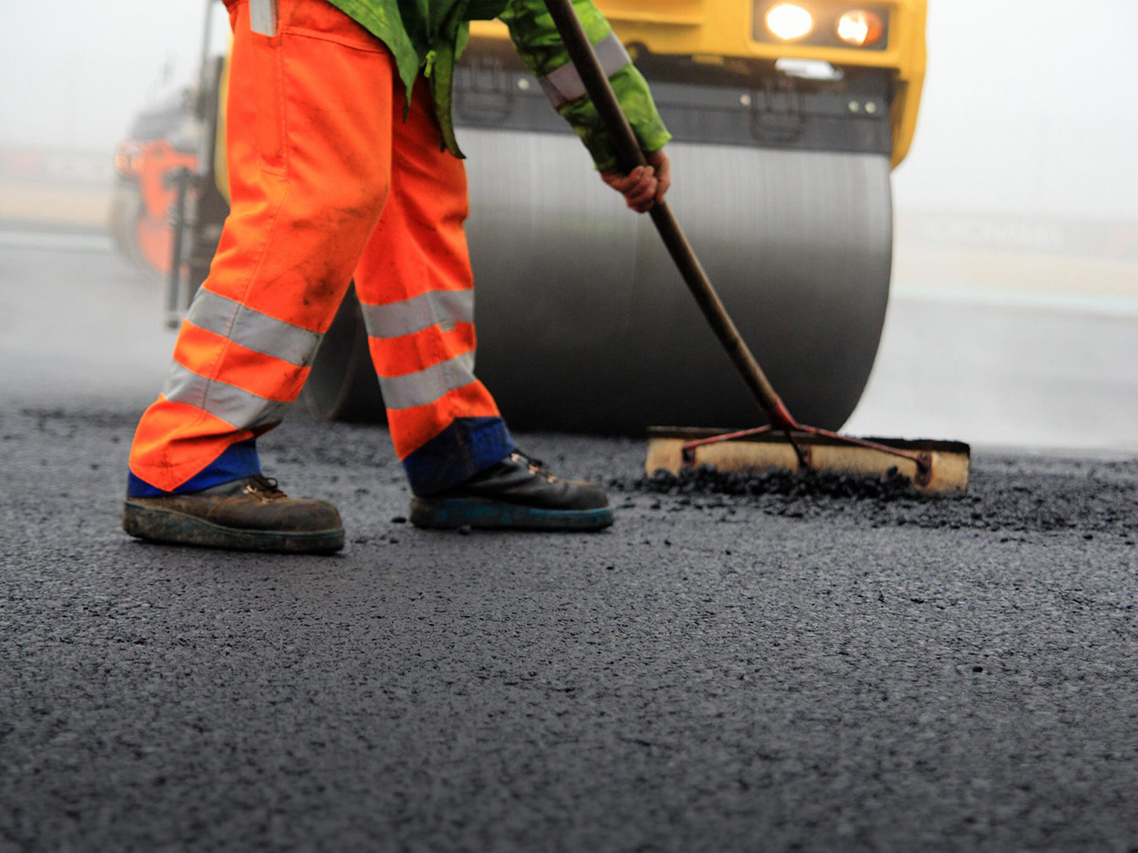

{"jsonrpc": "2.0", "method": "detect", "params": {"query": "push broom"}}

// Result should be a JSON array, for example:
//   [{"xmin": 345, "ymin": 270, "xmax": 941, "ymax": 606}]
[{"xmin": 543, "ymin": 0, "xmax": 970, "ymax": 494}]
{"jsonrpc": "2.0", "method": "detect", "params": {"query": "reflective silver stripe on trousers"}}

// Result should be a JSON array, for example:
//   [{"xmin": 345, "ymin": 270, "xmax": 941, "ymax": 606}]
[
  {"xmin": 538, "ymin": 33, "xmax": 632, "ymax": 110},
  {"xmin": 161, "ymin": 362, "xmax": 290, "ymax": 430},
  {"xmin": 186, "ymin": 289, "xmax": 323, "ymax": 367},
  {"xmin": 378, "ymin": 352, "xmax": 477, "ymax": 411},
  {"xmin": 359, "ymin": 289, "xmax": 475, "ymax": 340},
  {"xmin": 249, "ymin": 0, "xmax": 279, "ymax": 36}
]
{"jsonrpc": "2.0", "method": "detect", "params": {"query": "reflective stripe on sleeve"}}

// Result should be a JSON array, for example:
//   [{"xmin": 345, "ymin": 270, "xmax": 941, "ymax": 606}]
[
  {"xmin": 378, "ymin": 352, "xmax": 477, "ymax": 411},
  {"xmin": 186, "ymin": 289, "xmax": 323, "ymax": 367},
  {"xmin": 537, "ymin": 33, "xmax": 632, "ymax": 110},
  {"xmin": 359, "ymin": 289, "xmax": 475, "ymax": 340},
  {"xmin": 161, "ymin": 362, "xmax": 290, "ymax": 431}
]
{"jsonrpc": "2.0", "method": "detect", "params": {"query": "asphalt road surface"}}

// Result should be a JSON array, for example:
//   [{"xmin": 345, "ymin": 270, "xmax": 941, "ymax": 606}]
[{"xmin": 2, "ymin": 234, "xmax": 1138, "ymax": 851}]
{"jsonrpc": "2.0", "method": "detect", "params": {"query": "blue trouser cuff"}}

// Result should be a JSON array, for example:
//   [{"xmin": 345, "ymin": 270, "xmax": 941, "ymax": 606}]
[
  {"xmin": 403, "ymin": 417, "xmax": 516, "ymax": 496},
  {"xmin": 127, "ymin": 439, "xmax": 262, "ymax": 498}
]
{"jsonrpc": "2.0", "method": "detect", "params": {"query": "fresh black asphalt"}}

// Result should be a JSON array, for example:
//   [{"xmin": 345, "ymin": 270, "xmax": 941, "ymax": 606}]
[
  {"xmin": 3, "ymin": 236, "xmax": 1137, "ymax": 850},
  {"xmin": 2, "ymin": 404, "xmax": 1137, "ymax": 852}
]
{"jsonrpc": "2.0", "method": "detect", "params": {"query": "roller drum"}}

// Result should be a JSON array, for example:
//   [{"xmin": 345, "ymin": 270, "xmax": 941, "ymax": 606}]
[
  {"xmin": 303, "ymin": 284, "xmax": 383, "ymax": 422},
  {"xmin": 303, "ymin": 137, "xmax": 893, "ymax": 433},
  {"xmin": 465, "ymin": 134, "xmax": 892, "ymax": 432}
]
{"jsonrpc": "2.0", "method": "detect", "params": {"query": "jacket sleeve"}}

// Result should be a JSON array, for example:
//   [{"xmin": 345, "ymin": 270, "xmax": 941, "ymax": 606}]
[{"xmin": 498, "ymin": 0, "xmax": 672, "ymax": 171}]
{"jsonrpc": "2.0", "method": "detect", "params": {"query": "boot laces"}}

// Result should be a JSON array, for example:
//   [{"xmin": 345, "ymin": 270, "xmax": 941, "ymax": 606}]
[
  {"xmin": 513, "ymin": 451, "xmax": 555, "ymax": 482},
  {"xmin": 244, "ymin": 474, "xmax": 287, "ymax": 500}
]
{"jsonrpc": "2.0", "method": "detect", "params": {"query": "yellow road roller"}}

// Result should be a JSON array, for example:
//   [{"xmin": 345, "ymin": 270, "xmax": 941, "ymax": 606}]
[{"xmin": 269, "ymin": 1, "xmax": 929, "ymax": 433}]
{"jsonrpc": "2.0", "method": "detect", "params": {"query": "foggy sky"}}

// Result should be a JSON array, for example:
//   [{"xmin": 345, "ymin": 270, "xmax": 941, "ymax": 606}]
[
  {"xmin": 0, "ymin": 0, "xmax": 1134, "ymax": 220},
  {"xmin": 0, "ymin": 2, "xmax": 229, "ymax": 150},
  {"xmin": 894, "ymin": 0, "xmax": 1138, "ymax": 221}
]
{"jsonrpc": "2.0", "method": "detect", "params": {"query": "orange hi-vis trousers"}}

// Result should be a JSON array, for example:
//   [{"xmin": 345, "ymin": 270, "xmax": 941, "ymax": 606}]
[{"xmin": 128, "ymin": 0, "xmax": 514, "ymax": 499}]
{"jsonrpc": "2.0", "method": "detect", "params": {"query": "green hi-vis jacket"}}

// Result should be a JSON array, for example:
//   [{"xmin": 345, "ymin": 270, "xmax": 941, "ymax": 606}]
[{"xmin": 324, "ymin": 0, "xmax": 672, "ymax": 170}]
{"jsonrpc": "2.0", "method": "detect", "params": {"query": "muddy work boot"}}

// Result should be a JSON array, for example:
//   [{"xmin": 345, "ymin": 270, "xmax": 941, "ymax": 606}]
[
  {"xmin": 410, "ymin": 452, "xmax": 613, "ymax": 531},
  {"xmin": 123, "ymin": 475, "xmax": 345, "ymax": 554}
]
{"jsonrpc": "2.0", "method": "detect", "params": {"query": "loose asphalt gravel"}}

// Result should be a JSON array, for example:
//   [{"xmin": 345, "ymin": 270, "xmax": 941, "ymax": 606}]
[{"xmin": 2, "ymin": 405, "xmax": 1137, "ymax": 852}]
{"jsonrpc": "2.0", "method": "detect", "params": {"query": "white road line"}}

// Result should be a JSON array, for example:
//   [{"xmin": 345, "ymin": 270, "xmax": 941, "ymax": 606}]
[
  {"xmin": 892, "ymin": 286, "xmax": 1138, "ymax": 318},
  {"xmin": 0, "ymin": 230, "xmax": 113, "ymax": 253}
]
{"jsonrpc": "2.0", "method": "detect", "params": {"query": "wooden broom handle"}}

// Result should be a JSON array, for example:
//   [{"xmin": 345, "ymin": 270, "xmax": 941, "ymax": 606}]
[{"xmin": 542, "ymin": 0, "xmax": 799, "ymax": 429}]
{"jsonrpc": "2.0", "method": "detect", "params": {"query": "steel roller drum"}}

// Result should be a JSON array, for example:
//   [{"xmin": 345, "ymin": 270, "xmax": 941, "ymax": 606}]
[{"xmin": 303, "ymin": 136, "xmax": 893, "ymax": 434}]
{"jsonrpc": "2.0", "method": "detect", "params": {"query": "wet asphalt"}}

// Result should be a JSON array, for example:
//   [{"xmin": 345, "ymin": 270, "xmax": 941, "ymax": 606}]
[
  {"xmin": 3, "ymin": 237, "xmax": 1138, "ymax": 850},
  {"xmin": 2, "ymin": 405, "xmax": 1137, "ymax": 852}
]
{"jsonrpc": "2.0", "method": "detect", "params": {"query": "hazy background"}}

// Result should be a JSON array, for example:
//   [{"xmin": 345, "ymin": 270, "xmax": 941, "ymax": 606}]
[
  {"xmin": 2, "ymin": 0, "xmax": 1135, "ymax": 219},
  {"xmin": 0, "ymin": 3, "xmax": 231, "ymax": 153},
  {"xmin": 903, "ymin": 0, "xmax": 1137, "ymax": 222}
]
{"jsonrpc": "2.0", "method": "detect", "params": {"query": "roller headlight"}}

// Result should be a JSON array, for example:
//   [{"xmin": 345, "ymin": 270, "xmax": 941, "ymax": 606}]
[
  {"xmin": 765, "ymin": 4, "xmax": 815, "ymax": 41},
  {"xmin": 837, "ymin": 10, "xmax": 885, "ymax": 47}
]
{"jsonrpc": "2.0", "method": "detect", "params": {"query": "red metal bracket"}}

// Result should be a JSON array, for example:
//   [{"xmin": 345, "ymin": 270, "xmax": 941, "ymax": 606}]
[{"xmin": 680, "ymin": 424, "xmax": 934, "ymax": 484}]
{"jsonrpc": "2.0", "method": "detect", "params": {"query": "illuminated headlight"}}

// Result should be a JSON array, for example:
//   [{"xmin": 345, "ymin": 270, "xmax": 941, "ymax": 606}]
[
  {"xmin": 837, "ymin": 10, "xmax": 885, "ymax": 47},
  {"xmin": 765, "ymin": 4, "xmax": 815, "ymax": 41}
]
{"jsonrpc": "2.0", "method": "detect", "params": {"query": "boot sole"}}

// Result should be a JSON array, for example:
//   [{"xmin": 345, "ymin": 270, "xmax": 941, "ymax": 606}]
[
  {"xmin": 410, "ymin": 497, "xmax": 613, "ymax": 531},
  {"xmin": 123, "ymin": 501, "xmax": 345, "ymax": 555}
]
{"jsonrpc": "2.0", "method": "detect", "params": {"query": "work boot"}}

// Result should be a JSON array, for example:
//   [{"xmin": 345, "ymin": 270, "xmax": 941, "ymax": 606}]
[
  {"xmin": 410, "ymin": 452, "xmax": 613, "ymax": 531},
  {"xmin": 123, "ymin": 475, "xmax": 345, "ymax": 554}
]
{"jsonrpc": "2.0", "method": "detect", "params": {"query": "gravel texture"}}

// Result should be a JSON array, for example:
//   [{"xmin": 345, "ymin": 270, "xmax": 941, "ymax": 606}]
[
  {"xmin": 2, "ymin": 406, "xmax": 1137, "ymax": 852},
  {"xmin": 629, "ymin": 458, "xmax": 1138, "ymax": 537}
]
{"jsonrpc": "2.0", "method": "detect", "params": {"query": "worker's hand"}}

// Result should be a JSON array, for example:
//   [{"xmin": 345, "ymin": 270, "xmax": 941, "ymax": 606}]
[{"xmin": 601, "ymin": 148, "xmax": 671, "ymax": 213}]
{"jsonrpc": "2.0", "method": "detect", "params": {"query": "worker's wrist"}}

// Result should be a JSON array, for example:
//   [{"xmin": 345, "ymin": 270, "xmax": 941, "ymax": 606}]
[{"xmin": 589, "ymin": 128, "xmax": 672, "ymax": 173}]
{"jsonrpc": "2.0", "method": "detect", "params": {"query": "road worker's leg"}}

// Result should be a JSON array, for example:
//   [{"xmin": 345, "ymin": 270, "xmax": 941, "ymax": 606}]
[
  {"xmin": 353, "ymin": 79, "xmax": 516, "ymax": 497},
  {"xmin": 127, "ymin": 0, "xmax": 394, "ymax": 497}
]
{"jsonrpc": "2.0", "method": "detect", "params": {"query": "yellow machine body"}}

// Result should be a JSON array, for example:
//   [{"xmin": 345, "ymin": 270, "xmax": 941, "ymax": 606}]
[{"xmin": 470, "ymin": 0, "xmax": 927, "ymax": 166}]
